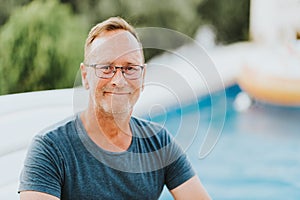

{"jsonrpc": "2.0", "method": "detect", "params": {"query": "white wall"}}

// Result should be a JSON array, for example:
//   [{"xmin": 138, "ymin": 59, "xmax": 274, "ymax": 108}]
[{"xmin": 250, "ymin": 0, "xmax": 300, "ymax": 43}]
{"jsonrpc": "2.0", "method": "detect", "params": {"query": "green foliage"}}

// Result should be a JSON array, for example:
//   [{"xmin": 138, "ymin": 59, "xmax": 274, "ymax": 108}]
[
  {"xmin": 0, "ymin": 0, "xmax": 250, "ymax": 94},
  {"xmin": 198, "ymin": 0, "xmax": 250, "ymax": 44},
  {"xmin": 0, "ymin": 0, "xmax": 86, "ymax": 94},
  {"xmin": 53, "ymin": 0, "xmax": 251, "ymax": 56},
  {"xmin": 0, "ymin": 0, "xmax": 31, "ymax": 26},
  {"xmin": 59, "ymin": 0, "xmax": 250, "ymax": 45},
  {"xmin": 91, "ymin": 0, "xmax": 201, "ymax": 35},
  {"xmin": 61, "ymin": 0, "xmax": 204, "ymax": 61},
  {"xmin": 61, "ymin": 0, "xmax": 202, "ymax": 35}
]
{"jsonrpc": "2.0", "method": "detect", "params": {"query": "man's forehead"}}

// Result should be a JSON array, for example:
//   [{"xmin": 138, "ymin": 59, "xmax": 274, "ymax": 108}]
[
  {"xmin": 87, "ymin": 30, "xmax": 142, "ymax": 63},
  {"xmin": 90, "ymin": 31, "xmax": 139, "ymax": 51}
]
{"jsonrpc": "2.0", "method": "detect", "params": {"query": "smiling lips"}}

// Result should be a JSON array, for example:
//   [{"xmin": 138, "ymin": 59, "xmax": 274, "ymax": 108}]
[{"xmin": 104, "ymin": 92, "xmax": 131, "ymax": 95}]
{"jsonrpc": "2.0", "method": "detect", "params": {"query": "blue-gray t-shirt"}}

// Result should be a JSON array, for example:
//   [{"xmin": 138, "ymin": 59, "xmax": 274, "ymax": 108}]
[{"xmin": 19, "ymin": 114, "xmax": 195, "ymax": 200}]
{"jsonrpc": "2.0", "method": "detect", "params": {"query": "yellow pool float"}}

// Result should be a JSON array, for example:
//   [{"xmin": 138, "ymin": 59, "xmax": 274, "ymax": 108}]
[{"xmin": 237, "ymin": 43, "xmax": 300, "ymax": 106}]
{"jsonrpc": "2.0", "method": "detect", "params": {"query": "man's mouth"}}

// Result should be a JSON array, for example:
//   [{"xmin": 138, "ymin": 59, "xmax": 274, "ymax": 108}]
[{"xmin": 103, "ymin": 92, "xmax": 130, "ymax": 95}]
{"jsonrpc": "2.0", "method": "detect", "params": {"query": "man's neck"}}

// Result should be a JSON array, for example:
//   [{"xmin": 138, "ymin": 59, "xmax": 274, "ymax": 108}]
[{"xmin": 80, "ymin": 106, "xmax": 133, "ymax": 152}]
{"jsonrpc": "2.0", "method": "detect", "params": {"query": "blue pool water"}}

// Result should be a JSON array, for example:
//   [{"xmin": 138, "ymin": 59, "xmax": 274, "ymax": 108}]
[{"xmin": 154, "ymin": 85, "xmax": 300, "ymax": 200}]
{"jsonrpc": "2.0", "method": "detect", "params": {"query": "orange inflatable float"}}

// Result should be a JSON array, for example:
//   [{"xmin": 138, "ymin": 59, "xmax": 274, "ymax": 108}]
[
  {"xmin": 238, "ymin": 65, "xmax": 300, "ymax": 106},
  {"xmin": 237, "ymin": 43, "xmax": 300, "ymax": 106}
]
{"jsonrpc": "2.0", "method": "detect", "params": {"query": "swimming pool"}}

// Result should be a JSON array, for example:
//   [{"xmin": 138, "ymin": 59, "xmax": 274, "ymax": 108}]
[{"xmin": 156, "ymin": 84, "xmax": 300, "ymax": 200}]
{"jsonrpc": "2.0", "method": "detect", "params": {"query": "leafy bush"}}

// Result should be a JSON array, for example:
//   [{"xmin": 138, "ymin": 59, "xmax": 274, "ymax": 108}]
[
  {"xmin": 62, "ymin": 0, "xmax": 205, "ymax": 60},
  {"xmin": 0, "ymin": 0, "xmax": 31, "ymax": 26},
  {"xmin": 198, "ymin": 0, "xmax": 250, "ymax": 44},
  {"xmin": 0, "ymin": 0, "xmax": 86, "ymax": 94}
]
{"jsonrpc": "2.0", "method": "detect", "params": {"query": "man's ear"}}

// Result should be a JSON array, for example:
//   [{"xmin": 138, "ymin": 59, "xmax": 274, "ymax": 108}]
[{"xmin": 80, "ymin": 63, "xmax": 89, "ymax": 89}]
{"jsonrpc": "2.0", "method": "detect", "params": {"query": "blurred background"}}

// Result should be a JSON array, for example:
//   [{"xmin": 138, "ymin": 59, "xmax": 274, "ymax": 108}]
[
  {"xmin": 0, "ymin": 0, "xmax": 250, "ymax": 94},
  {"xmin": 1, "ymin": 0, "xmax": 300, "ymax": 199}
]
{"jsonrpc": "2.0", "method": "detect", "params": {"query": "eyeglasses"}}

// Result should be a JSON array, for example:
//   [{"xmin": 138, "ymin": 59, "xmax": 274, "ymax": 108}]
[{"xmin": 84, "ymin": 63, "xmax": 145, "ymax": 80}]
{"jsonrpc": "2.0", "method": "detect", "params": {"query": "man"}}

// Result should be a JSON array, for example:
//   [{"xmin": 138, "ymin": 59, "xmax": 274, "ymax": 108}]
[{"xmin": 19, "ymin": 17, "xmax": 211, "ymax": 200}]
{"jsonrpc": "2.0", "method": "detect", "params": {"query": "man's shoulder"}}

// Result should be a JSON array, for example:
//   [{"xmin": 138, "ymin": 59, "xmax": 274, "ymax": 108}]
[{"xmin": 35, "ymin": 114, "xmax": 77, "ymax": 142}]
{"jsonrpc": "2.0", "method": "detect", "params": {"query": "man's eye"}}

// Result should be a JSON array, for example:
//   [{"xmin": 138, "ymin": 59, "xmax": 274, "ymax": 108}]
[
  {"xmin": 99, "ymin": 66, "xmax": 113, "ymax": 73},
  {"xmin": 127, "ymin": 66, "xmax": 139, "ymax": 71},
  {"xmin": 101, "ymin": 66, "xmax": 111, "ymax": 70}
]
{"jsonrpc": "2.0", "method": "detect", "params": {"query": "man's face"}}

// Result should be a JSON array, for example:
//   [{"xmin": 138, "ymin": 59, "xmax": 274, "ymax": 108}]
[{"xmin": 82, "ymin": 30, "xmax": 145, "ymax": 115}]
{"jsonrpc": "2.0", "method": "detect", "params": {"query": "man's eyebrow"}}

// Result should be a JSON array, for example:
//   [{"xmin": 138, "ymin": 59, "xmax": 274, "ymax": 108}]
[{"xmin": 124, "ymin": 61, "xmax": 136, "ymax": 65}]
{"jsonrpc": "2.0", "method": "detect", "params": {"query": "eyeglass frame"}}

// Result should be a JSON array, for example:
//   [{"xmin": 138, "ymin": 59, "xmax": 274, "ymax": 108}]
[{"xmin": 83, "ymin": 63, "xmax": 146, "ymax": 80}]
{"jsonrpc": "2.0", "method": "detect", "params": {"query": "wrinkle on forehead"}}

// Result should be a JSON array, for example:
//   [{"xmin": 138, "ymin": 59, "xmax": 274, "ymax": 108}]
[{"xmin": 86, "ymin": 30, "xmax": 143, "ymax": 64}]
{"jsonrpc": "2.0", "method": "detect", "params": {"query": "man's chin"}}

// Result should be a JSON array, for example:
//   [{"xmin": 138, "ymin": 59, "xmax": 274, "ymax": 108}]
[{"xmin": 100, "ymin": 104, "xmax": 133, "ymax": 116}]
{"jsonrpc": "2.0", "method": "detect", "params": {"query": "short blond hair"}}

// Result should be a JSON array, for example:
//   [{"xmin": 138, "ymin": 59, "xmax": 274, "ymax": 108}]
[{"xmin": 84, "ymin": 17, "xmax": 140, "ymax": 62}]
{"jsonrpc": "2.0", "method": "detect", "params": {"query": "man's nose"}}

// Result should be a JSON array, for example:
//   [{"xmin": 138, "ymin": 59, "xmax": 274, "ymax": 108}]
[{"xmin": 110, "ymin": 68, "xmax": 127, "ymax": 87}]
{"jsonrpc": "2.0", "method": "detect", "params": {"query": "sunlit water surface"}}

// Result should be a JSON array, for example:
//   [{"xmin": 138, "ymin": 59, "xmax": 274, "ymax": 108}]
[{"xmin": 154, "ymin": 85, "xmax": 300, "ymax": 200}]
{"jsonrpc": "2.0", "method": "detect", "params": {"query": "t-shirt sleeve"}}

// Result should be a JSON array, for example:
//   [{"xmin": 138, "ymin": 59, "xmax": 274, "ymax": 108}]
[
  {"xmin": 164, "ymin": 132, "xmax": 196, "ymax": 190},
  {"xmin": 18, "ymin": 134, "xmax": 64, "ymax": 198}
]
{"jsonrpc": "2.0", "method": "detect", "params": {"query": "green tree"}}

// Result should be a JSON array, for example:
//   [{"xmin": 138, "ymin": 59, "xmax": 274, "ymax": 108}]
[
  {"xmin": 62, "ymin": 0, "xmax": 205, "ymax": 61},
  {"xmin": 60, "ymin": 0, "xmax": 202, "ymax": 37},
  {"xmin": 0, "ymin": 0, "xmax": 31, "ymax": 26},
  {"xmin": 198, "ymin": 0, "xmax": 250, "ymax": 44},
  {"xmin": 0, "ymin": 0, "xmax": 87, "ymax": 94},
  {"xmin": 59, "ymin": 0, "xmax": 250, "ymax": 45}
]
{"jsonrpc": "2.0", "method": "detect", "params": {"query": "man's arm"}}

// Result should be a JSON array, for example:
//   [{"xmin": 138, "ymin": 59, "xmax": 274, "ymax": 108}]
[
  {"xmin": 170, "ymin": 176, "xmax": 211, "ymax": 200},
  {"xmin": 19, "ymin": 135, "xmax": 63, "ymax": 199},
  {"xmin": 20, "ymin": 191, "xmax": 59, "ymax": 200}
]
